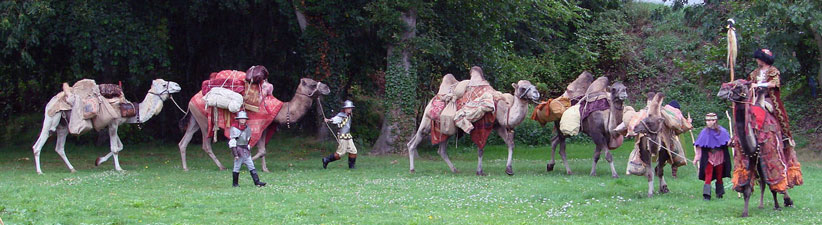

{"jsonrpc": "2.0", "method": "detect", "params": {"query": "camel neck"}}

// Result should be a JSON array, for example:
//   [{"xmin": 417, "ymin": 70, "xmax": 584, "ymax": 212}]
[
  {"xmin": 136, "ymin": 91, "xmax": 166, "ymax": 123},
  {"xmin": 284, "ymin": 93, "xmax": 313, "ymax": 122}
]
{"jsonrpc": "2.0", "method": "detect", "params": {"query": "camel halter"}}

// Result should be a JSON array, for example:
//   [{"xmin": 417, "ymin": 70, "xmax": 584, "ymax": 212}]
[
  {"xmin": 147, "ymin": 80, "xmax": 186, "ymax": 114},
  {"xmin": 286, "ymin": 81, "xmax": 323, "ymax": 128}
]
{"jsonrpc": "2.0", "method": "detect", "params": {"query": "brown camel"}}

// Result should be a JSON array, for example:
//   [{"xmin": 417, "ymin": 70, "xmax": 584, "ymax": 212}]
[
  {"xmin": 718, "ymin": 80, "xmax": 797, "ymax": 217},
  {"xmin": 406, "ymin": 77, "xmax": 541, "ymax": 176},
  {"xmin": 32, "ymin": 79, "xmax": 182, "ymax": 174},
  {"xmin": 177, "ymin": 78, "xmax": 330, "ymax": 171},
  {"xmin": 630, "ymin": 92, "xmax": 674, "ymax": 197},
  {"xmin": 547, "ymin": 77, "xmax": 627, "ymax": 178}
]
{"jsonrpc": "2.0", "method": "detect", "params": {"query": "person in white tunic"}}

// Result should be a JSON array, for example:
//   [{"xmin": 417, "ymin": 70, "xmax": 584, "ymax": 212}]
[{"xmin": 322, "ymin": 100, "xmax": 358, "ymax": 169}]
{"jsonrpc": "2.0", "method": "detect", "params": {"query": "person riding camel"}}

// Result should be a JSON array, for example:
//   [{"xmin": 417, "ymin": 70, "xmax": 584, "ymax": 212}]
[
  {"xmin": 229, "ymin": 111, "xmax": 266, "ymax": 187},
  {"xmin": 749, "ymin": 48, "xmax": 794, "ymax": 147},
  {"xmin": 693, "ymin": 113, "xmax": 732, "ymax": 200},
  {"xmin": 321, "ymin": 100, "xmax": 358, "ymax": 169}
]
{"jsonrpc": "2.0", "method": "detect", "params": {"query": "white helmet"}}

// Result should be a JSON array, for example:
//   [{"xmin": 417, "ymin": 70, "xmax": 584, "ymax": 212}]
[
  {"xmin": 342, "ymin": 100, "xmax": 355, "ymax": 109},
  {"xmin": 235, "ymin": 111, "xmax": 249, "ymax": 119}
]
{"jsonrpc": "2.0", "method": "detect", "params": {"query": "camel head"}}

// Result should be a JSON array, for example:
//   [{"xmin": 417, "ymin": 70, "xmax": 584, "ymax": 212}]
[
  {"xmin": 149, "ymin": 79, "xmax": 182, "ymax": 96},
  {"xmin": 633, "ymin": 92, "xmax": 665, "ymax": 137},
  {"xmin": 511, "ymin": 80, "xmax": 540, "ymax": 103},
  {"xmin": 297, "ymin": 78, "xmax": 331, "ymax": 97},
  {"xmin": 610, "ymin": 82, "xmax": 628, "ymax": 102},
  {"xmin": 718, "ymin": 79, "xmax": 750, "ymax": 102}
]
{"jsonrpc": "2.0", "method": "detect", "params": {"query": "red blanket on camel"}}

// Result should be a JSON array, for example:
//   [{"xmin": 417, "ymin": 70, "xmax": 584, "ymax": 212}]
[{"xmin": 191, "ymin": 70, "xmax": 283, "ymax": 147}]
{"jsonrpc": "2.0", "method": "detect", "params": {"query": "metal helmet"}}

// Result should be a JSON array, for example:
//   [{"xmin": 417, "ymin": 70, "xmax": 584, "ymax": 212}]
[
  {"xmin": 235, "ymin": 111, "xmax": 249, "ymax": 119},
  {"xmin": 342, "ymin": 100, "xmax": 355, "ymax": 109}
]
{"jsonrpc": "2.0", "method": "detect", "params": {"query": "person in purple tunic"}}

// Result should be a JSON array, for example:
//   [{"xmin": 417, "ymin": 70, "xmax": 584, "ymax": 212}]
[{"xmin": 692, "ymin": 113, "xmax": 732, "ymax": 200}]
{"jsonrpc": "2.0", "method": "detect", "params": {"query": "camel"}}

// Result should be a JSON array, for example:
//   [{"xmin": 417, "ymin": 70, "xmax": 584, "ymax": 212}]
[
  {"xmin": 718, "ymin": 80, "xmax": 800, "ymax": 217},
  {"xmin": 630, "ymin": 92, "xmax": 674, "ymax": 197},
  {"xmin": 32, "ymin": 79, "xmax": 182, "ymax": 174},
  {"xmin": 547, "ymin": 77, "xmax": 627, "ymax": 178},
  {"xmin": 406, "ymin": 77, "xmax": 541, "ymax": 176},
  {"xmin": 177, "ymin": 78, "xmax": 330, "ymax": 172}
]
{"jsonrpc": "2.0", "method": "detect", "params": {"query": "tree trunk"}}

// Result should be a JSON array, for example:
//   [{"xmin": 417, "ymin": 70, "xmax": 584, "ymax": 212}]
[
  {"xmin": 812, "ymin": 26, "xmax": 822, "ymax": 93},
  {"xmin": 371, "ymin": 9, "xmax": 417, "ymax": 155},
  {"xmin": 292, "ymin": 0, "xmax": 308, "ymax": 32}
]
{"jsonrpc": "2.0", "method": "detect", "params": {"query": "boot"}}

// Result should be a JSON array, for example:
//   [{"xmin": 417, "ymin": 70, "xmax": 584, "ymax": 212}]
[
  {"xmin": 322, "ymin": 153, "xmax": 340, "ymax": 169},
  {"xmin": 250, "ymin": 169, "xmax": 266, "ymax": 187},
  {"xmin": 716, "ymin": 182, "xmax": 725, "ymax": 199},
  {"xmin": 703, "ymin": 184, "xmax": 712, "ymax": 201},
  {"xmin": 348, "ymin": 154, "xmax": 357, "ymax": 169},
  {"xmin": 232, "ymin": 172, "xmax": 239, "ymax": 187}
]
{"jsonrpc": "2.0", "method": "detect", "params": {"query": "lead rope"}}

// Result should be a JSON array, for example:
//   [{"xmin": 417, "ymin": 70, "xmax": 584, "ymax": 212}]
[{"xmin": 317, "ymin": 97, "xmax": 339, "ymax": 142}]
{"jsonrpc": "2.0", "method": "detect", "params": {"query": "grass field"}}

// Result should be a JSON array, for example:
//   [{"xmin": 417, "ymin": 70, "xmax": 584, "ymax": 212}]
[{"xmin": 1, "ymin": 136, "xmax": 820, "ymax": 224}]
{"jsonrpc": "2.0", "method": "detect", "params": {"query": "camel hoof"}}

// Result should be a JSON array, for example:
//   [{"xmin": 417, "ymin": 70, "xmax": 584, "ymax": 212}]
[
  {"xmin": 647, "ymin": 193, "xmax": 653, "ymax": 198},
  {"xmin": 94, "ymin": 158, "xmax": 102, "ymax": 167},
  {"xmin": 660, "ymin": 185, "xmax": 669, "ymax": 194},
  {"xmin": 37, "ymin": 171, "xmax": 43, "ymax": 175},
  {"xmin": 741, "ymin": 212, "xmax": 748, "ymax": 218},
  {"xmin": 566, "ymin": 171, "xmax": 573, "ymax": 175},
  {"xmin": 70, "ymin": 169, "xmax": 77, "ymax": 173},
  {"xmin": 409, "ymin": 169, "xmax": 415, "ymax": 173},
  {"xmin": 784, "ymin": 198, "xmax": 794, "ymax": 207},
  {"xmin": 546, "ymin": 163, "xmax": 555, "ymax": 172},
  {"xmin": 476, "ymin": 171, "xmax": 487, "ymax": 176},
  {"xmin": 758, "ymin": 205, "xmax": 764, "ymax": 209},
  {"xmin": 611, "ymin": 174, "xmax": 619, "ymax": 179},
  {"xmin": 262, "ymin": 169, "xmax": 270, "ymax": 173},
  {"xmin": 218, "ymin": 167, "xmax": 225, "ymax": 171},
  {"xmin": 773, "ymin": 206, "xmax": 782, "ymax": 211},
  {"xmin": 589, "ymin": 173, "xmax": 597, "ymax": 177},
  {"xmin": 183, "ymin": 168, "xmax": 189, "ymax": 172},
  {"xmin": 505, "ymin": 167, "xmax": 514, "ymax": 176}
]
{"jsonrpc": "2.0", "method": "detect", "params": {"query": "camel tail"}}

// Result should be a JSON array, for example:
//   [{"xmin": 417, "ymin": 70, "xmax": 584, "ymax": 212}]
[{"xmin": 178, "ymin": 111, "xmax": 192, "ymax": 133}]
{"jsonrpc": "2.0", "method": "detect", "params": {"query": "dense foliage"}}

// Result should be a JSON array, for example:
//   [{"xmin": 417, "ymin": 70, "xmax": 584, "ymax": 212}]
[{"xmin": 1, "ymin": 0, "xmax": 819, "ymax": 151}]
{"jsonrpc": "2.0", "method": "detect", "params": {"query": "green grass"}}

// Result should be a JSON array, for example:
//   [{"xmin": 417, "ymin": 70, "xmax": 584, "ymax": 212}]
[{"xmin": 1, "ymin": 136, "xmax": 820, "ymax": 224}]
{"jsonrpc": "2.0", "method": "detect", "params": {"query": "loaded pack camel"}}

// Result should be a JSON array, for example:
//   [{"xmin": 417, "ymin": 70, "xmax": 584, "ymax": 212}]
[
  {"xmin": 32, "ymin": 79, "xmax": 182, "ymax": 174},
  {"xmin": 718, "ymin": 80, "xmax": 801, "ymax": 217},
  {"xmin": 630, "ymin": 92, "xmax": 675, "ymax": 197},
  {"xmin": 177, "ymin": 78, "xmax": 330, "ymax": 172},
  {"xmin": 407, "ymin": 67, "xmax": 541, "ymax": 176},
  {"xmin": 548, "ymin": 77, "xmax": 627, "ymax": 178}
]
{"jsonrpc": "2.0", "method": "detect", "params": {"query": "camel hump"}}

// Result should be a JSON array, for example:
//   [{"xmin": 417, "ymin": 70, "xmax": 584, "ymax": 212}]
[
  {"xmin": 564, "ymin": 71, "xmax": 594, "ymax": 99},
  {"xmin": 436, "ymin": 74, "xmax": 459, "ymax": 95}
]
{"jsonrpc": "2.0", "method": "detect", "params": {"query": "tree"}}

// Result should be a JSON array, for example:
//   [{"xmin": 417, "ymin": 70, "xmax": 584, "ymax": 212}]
[{"xmin": 369, "ymin": 1, "xmax": 421, "ymax": 155}]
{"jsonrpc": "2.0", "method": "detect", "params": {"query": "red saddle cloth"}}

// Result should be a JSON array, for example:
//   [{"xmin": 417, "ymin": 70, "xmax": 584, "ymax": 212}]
[
  {"xmin": 191, "ymin": 70, "xmax": 283, "ymax": 147},
  {"xmin": 430, "ymin": 85, "xmax": 498, "ymax": 149}
]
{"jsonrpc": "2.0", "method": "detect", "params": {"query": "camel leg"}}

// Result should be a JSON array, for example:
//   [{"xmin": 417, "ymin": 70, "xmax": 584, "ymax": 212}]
[
  {"xmin": 108, "ymin": 125, "xmax": 125, "ymax": 171},
  {"xmin": 656, "ymin": 160, "xmax": 669, "ymax": 194},
  {"xmin": 497, "ymin": 126, "xmax": 515, "ymax": 176},
  {"xmin": 605, "ymin": 148, "xmax": 618, "ymax": 178},
  {"xmin": 758, "ymin": 178, "xmax": 766, "ymax": 209},
  {"xmin": 252, "ymin": 138, "xmax": 269, "ymax": 172},
  {"xmin": 200, "ymin": 135, "xmax": 224, "ymax": 170},
  {"xmin": 407, "ymin": 116, "xmax": 430, "ymax": 173},
  {"xmin": 54, "ymin": 126, "xmax": 76, "ymax": 173},
  {"xmin": 437, "ymin": 142, "xmax": 458, "ymax": 173},
  {"xmin": 178, "ymin": 115, "xmax": 200, "ymax": 171},
  {"xmin": 647, "ymin": 165, "xmax": 655, "ymax": 198},
  {"xmin": 476, "ymin": 147, "xmax": 486, "ymax": 176},
  {"xmin": 33, "ymin": 112, "xmax": 61, "ymax": 174},
  {"xmin": 742, "ymin": 185, "xmax": 752, "ymax": 217},
  {"xmin": 771, "ymin": 190, "xmax": 781, "ymax": 210},
  {"xmin": 783, "ymin": 192, "xmax": 794, "ymax": 207},
  {"xmin": 547, "ymin": 135, "xmax": 559, "ymax": 172},
  {"xmin": 559, "ymin": 139, "xmax": 571, "ymax": 175},
  {"xmin": 590, "ymin": 145, "xmax": 603, "ymax": 176}
]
